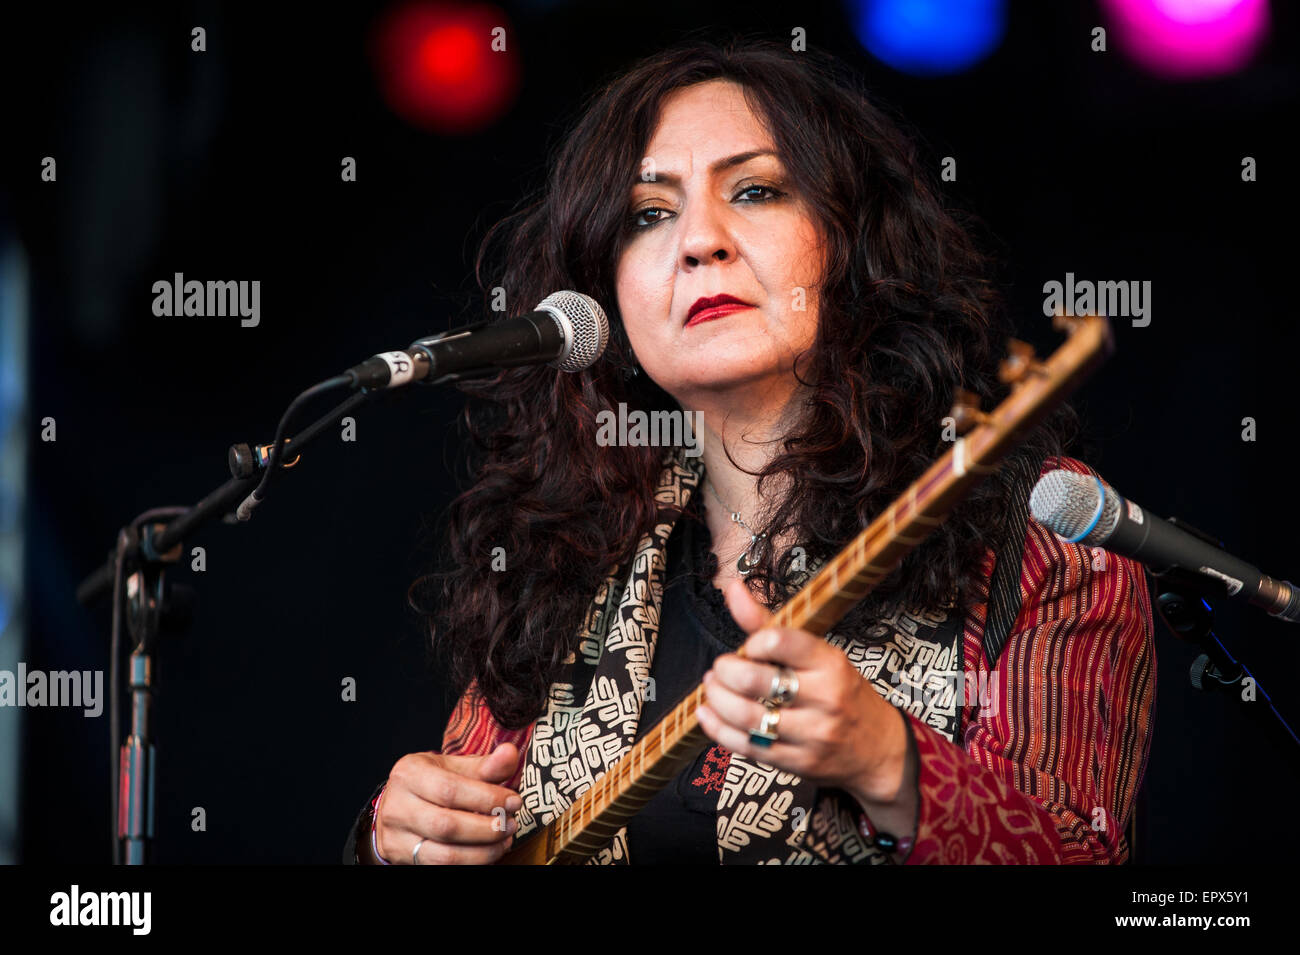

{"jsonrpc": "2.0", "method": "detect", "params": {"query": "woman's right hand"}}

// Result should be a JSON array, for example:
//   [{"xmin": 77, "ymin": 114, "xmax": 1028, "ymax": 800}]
[{"xmin": 374, "ymin": 743, "xmax": 523, "ymax": 864}]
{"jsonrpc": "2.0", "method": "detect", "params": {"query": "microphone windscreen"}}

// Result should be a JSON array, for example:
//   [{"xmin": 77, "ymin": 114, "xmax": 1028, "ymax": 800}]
[
  {"xmin": 538, "ymin": 291, "xmax": 609, "ymax": 372},
  {"xmin": 1029, "ymin": 469, "xmax": 1120, "ymax": 545}
]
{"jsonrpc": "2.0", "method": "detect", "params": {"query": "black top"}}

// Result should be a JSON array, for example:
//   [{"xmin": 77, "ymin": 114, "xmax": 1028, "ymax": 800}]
[{"xmin": 624, "ymin": 503, "xmax": 748, "ymax": 864}]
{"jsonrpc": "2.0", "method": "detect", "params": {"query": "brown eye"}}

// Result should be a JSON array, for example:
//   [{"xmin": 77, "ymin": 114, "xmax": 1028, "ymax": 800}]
[
  {"xmin": 733, "ymin": 184, "xmax": 785, "ymax": 202},
  {"xmin": 628, "ymin": 206, "xmax": 672, "ymax": 229}
]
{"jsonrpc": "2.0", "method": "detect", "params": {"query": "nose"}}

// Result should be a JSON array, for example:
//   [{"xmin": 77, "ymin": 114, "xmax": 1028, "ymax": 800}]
[{"xmin": 677, "ymin": 195, "xmax": 734, "ymax": 270}]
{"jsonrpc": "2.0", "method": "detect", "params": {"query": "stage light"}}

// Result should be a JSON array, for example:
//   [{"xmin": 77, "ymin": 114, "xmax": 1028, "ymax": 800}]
[
  {"xmin": 852, "ymin": 0, "xmax": 1007, "ymax": 76},
  {"xmin": 370, "ymin": 2, "xmax": 520, "ymax": 134},
  {"xmin": 1100, "ymin": 0, "xmax": 1271, "ymax": 79}
]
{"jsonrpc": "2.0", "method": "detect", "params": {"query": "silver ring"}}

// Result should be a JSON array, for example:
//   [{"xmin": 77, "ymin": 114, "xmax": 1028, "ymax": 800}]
[
  {"xmin": 412, "ymin": 839, "xmax": 426, "ymax": 865},
  {"xmin": 764, "ymin": 667, "xmax": 799, "ymax": 708},
  {"xmin": 748, "ymin": 706, "xmax": 781, "ymax": 747}
]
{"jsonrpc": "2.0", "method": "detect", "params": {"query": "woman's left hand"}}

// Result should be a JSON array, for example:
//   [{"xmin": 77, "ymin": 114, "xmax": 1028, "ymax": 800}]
[{"xmin": 695, "ymin": 578, "xmax": 911, "ymax": 805}]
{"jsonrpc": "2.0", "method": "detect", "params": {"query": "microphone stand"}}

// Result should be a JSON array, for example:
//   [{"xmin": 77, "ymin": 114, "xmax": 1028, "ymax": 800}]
[
  {"xmin": 77, "ymin": 385, "xmax": 387, "ymax": 863},
  {"xmin": 1148, "ymin": 521, "xmax": 1300, "ymax": 764}
]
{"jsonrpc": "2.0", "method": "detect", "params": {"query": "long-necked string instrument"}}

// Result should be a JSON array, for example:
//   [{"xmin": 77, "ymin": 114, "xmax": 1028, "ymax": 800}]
[{"xmin": 500, "ymin": 311, "xmax": 1114, "ymax": 864}]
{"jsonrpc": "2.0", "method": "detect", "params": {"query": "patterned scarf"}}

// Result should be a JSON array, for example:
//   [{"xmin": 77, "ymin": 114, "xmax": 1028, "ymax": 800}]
[{"xmin": 513, "ymin": 446, "xmax": 964, "ymax": 864}]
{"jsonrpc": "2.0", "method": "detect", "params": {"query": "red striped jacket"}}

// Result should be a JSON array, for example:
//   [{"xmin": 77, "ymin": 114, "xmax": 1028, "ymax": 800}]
[{"xmin": 408, "ymin": 454, "xmax": 1157, "ymax": 864}]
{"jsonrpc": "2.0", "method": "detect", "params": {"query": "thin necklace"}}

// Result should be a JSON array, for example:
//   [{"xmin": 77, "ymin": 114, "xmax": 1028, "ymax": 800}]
[{"xmin": 703, "ymin": 477, "xmax": 769, "ymax": 577}]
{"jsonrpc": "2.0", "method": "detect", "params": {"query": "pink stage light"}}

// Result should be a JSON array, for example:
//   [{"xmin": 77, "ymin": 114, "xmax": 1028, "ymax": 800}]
[{"xmin": 1100, "ymin": 0, "xmax": 1271, "ymax": 79}]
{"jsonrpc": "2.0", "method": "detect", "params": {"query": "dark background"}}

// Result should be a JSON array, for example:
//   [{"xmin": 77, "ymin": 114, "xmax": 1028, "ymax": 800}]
[{"xmin": 2, "ymin": 0, "xmax": 1297, "ymax": 864}]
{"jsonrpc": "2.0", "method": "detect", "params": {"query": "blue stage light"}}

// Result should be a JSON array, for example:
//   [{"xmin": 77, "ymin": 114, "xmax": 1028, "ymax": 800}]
[{"xmin": 853, "ymin": 0, "xmax": 1007, "ymax": 76}]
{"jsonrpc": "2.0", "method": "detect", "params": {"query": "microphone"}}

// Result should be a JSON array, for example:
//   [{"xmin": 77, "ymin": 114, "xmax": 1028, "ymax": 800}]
[
  {"xmin": 1029, "ymin": 469, "xmax": 1300, "ymax": 623},
  {"xmin": 346, "ymin": 290, "xmax": 609, "ymax": 389}
]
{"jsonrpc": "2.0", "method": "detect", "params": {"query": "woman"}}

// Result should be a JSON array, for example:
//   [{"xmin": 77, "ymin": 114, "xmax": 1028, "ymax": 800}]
[{"xmin": 345, "ymin": 37, "xmax": 1155, "ymax": 865}]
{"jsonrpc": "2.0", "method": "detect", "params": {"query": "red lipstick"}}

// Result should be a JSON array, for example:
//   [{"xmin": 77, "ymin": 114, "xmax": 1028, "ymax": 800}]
[{"xmin": 685, "ymin": 294, "xmax": 754, "ymax": 328}]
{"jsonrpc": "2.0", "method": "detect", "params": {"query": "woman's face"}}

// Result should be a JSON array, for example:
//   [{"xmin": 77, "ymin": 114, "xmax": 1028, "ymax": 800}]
[{"xmin": 614, "ymin": 79, "xmax": 826, "ymax": 406}]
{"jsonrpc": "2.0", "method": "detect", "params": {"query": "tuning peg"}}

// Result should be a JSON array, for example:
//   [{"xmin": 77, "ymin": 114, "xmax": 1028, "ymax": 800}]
[
  {"xmin": 998, "ymin": 339, "xmax": 1050, "ymax": 385},
  {"xmin": 948, "ymin": 387, "xmax": 992, "ymax": 435}
]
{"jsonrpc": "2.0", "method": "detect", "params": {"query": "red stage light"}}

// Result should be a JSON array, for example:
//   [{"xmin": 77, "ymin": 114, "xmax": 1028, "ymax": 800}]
[{"xmin": 370, "ymin": 2, "xmax": 519, "ymax": 135}]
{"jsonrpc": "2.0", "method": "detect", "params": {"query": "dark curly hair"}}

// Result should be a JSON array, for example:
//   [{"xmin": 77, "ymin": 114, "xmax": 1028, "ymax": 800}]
[{"xmin": 410, "ymin": 35, "xmax": 1081, "ymax": 730}]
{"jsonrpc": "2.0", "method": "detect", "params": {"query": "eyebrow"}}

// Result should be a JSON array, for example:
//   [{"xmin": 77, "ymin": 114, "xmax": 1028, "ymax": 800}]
[{"xmin": 633, "ymin": 150, "xmax": 779, "ymax": 188}]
